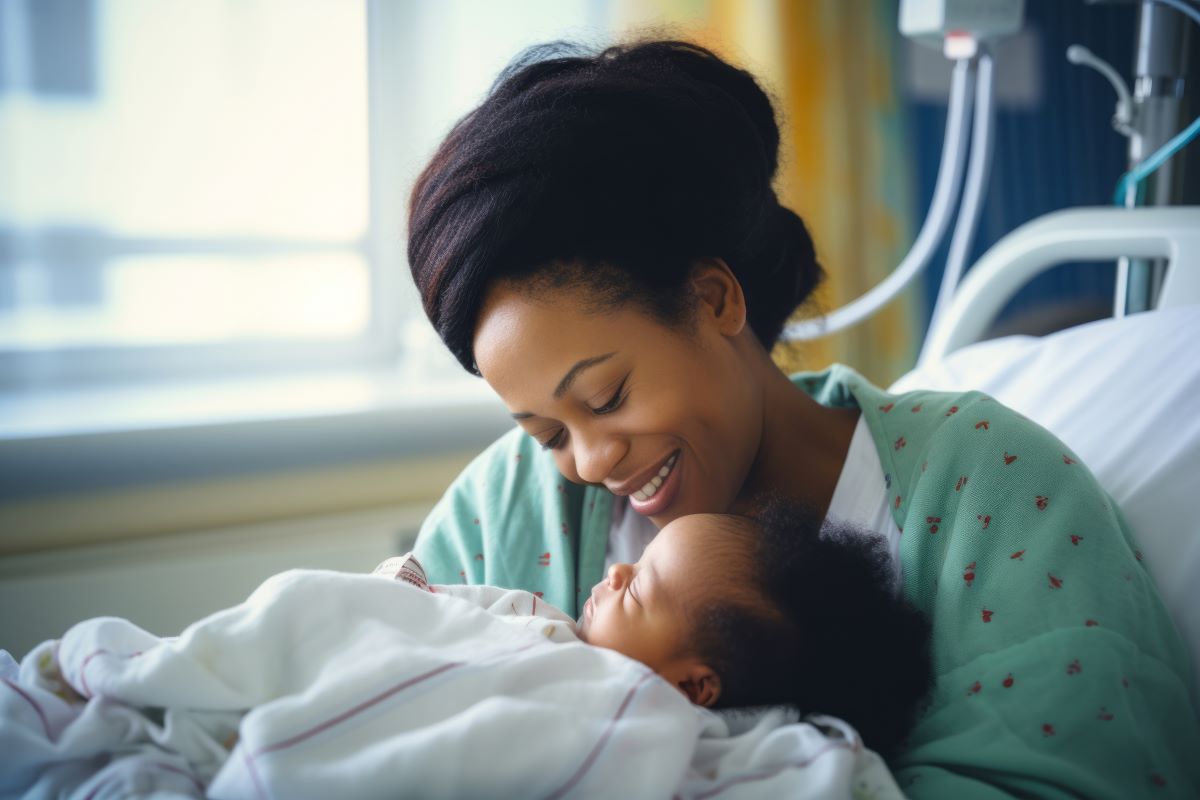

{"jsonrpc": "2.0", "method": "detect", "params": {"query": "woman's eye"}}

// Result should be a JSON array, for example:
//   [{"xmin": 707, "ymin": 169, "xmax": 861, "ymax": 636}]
[
  {"xmin": 540, "ymin": 429, "xmax": 566, "ymax": 451},
  {"xmin": 535, "ymin": 376, "xmax": 627, "ymax": 449},
  {"xmin": 591, "ymin": 378, "xmax": 628, "ymax": 415}
]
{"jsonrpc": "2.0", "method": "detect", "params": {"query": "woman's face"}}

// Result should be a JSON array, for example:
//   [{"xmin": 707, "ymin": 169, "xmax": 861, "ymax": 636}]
[{"xmin": 472, "ymin": 267, "xmax": 763, "ymax": 528}]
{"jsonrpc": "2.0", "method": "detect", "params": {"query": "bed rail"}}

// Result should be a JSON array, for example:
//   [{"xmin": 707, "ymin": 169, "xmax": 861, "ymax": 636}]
[{"xmin": 921, "ymin": 206, "xmax": 1200, "ymax": 361}]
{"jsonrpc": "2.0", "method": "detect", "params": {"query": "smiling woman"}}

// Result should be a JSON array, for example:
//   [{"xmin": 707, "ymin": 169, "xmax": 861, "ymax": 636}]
[
  {"xmin": 405, "ymin": 38, "xmax": 1200, "ymax": 797},
  {"xmin": 408, "ymin": 40, "xmax": 860, "ymax": 599},
  {"xmin": 472, "ymin": 268, "xmax": 806, "ymax": 526}
]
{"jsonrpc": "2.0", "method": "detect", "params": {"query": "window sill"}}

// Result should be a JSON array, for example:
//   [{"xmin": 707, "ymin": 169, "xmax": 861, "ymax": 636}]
[
  {"xmin": 0, "ymin": 370, "xmax": 514, "ymax": 553},
  {"xmin": 1, "ymin": 368, "xmax": 511, "ymax": 496}
]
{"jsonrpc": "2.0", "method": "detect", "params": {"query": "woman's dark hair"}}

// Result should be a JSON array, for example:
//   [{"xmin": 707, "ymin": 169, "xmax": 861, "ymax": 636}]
[
  {"xmin": 694, "ymin": 499, "xmax": 932, "ymax": 761},
  {"xmin": 407, "ymin": 39, "xmax": 824, "ymax": 374}
]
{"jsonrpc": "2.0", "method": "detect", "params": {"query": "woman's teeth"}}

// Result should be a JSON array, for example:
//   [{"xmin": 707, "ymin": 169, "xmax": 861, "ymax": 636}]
[{"xmin": 633, "ymin": 453, "xmax": 678, "ymax": 502}]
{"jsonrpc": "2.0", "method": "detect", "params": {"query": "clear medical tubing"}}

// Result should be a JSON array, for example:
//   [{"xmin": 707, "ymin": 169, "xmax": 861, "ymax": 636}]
[
  {"xmin": 919, "ymin": 50, "xmax": 995, "ymax": 367},
  {"xmin": 781, "ymin": 57, "xmax": 976, "ymax": 342}
]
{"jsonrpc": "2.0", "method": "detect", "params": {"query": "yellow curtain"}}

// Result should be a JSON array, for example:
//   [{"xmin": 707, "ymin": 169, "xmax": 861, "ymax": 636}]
[{"xmin": 612, "ymin": 0, "xmax": 921, "ymax": 387}]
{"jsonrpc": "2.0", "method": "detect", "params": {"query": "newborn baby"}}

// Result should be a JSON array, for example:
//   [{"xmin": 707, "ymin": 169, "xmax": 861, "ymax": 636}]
[
  {"xmin": 379, "ymin": 499, "xmax": 933, "ymax": 759},
  {"xmin": 0, "ymin": 501, "xmax": 925, "ymax": 798}
]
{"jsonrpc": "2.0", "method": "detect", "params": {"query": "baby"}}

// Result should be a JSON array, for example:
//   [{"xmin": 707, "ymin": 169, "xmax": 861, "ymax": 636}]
[{"xmin": 380, "ymin": 498, "xmax": 933, "ymax": 759}]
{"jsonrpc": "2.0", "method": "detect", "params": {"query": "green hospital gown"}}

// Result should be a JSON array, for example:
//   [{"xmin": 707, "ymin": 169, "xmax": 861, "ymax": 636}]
[{"xmin": 413, "ymin": 364, "xmax": 1200, "ymax": 798}]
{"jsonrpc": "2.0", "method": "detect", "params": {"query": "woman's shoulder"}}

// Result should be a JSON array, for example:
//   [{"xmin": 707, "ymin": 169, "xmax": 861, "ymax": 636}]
[
  {"xmin": 791, "ymin": 363, "xmax": 986, "ymax": 411},
  {"xmin": 805, "ymin": 364, "xmax": 1079, "ymax": 491},
  {"xmin": 878, "ymin": 383, "xmax": 1093, "ymax": 520},
  {"xmin": 793, "ymin": 363, "xmax": 995, "ymax": 444}
]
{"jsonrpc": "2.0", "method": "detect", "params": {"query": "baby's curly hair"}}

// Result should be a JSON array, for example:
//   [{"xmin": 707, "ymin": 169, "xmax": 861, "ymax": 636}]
[{"xmin": 690, "ymin": 498, "xmax": 932, "ymax": 760}]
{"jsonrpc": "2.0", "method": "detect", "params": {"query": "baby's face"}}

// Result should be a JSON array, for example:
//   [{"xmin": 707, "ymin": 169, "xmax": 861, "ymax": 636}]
[{"xmin": 576, "ymin": 513, "xmax": 747, "ymax": 676}]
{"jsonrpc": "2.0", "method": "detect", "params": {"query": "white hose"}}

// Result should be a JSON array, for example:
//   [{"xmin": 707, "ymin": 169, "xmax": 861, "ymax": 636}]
[
  {"xmin": 1066, "ymin": 44, "xmax": 1133, "ymax": 135},
  {"xmin": 782, "ymin": 57, "xmax": 976, "ymax": 341},
  {"xmin": 919, "ymin": 50, "xmax": 995, "ymax": 366}
]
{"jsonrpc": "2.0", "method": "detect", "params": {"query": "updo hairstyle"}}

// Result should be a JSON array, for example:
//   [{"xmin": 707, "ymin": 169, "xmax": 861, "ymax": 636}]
[{"xmin": 407, "ymin": 39, "xmax": 823, "ymax": 374}]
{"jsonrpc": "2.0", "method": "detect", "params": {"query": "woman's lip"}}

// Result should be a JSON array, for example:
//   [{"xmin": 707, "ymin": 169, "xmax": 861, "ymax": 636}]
[
  {"xmin": 612, "ymin": 451, "xmax": 678, "ymax": 497},
  {"xmin": 628, "ymin": 450, "xmax": 682, "ymax": 517}
]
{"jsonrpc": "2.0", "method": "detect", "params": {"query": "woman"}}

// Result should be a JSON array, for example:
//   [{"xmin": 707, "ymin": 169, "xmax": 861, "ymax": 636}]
[{"xmin": 406, "ymin": 40, "xmax": 1199, "ymax": 798}]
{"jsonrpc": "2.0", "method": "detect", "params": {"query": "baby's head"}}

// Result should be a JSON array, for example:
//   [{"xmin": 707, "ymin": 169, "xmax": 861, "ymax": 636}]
[{"xmin": 576, "ymin": 499, "xmax": 932, "ymax": 758}]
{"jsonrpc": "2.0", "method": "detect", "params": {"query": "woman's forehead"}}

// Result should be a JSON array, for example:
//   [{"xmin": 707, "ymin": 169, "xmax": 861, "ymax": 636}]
[{"xmin": 473, "ymin": 282, "xmax": 658, "ymax": 381}]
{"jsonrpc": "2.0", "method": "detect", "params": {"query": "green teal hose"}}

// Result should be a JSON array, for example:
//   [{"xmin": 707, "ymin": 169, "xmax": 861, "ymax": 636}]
[{"xmin": 1113, "ymin": 0, "xmax": 1200, "ymax": 206}]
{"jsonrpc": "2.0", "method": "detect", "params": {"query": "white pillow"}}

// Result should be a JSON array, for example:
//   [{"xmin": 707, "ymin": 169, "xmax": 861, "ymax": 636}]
[{"xmin": 891, "ymin": 306, "xmax": 1200, "ymax": 700}]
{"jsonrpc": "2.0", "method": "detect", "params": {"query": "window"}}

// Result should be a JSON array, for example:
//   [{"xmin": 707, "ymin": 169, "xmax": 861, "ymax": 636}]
[
  {"xmin": 0, "ymin": 0, "xmax": 378, "ymax": 386},
  {"xmin": 0, "ymin": 0, "xmax": 607, "ymax": 396}
]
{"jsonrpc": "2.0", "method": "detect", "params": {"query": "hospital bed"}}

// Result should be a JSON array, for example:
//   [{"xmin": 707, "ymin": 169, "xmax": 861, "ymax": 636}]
[{"xmin": 891, "ymin": 204, "xmax": 1200, "ymax": 703}]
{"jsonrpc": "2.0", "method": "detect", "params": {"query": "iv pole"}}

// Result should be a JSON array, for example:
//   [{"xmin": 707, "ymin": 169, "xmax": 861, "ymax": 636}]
[{"xmin": 1117, "ymin": 0, "xmax": 1192, "ymax": 316}]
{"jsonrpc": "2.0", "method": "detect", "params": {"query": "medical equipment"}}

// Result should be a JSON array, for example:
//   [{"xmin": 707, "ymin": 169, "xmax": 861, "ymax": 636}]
[
  {"xmin": 1103, "ymin": 0, "xmax": 1200, "ymax": 211},
  {"xmin": 1066, "ymin": 44, "xmax": 1136, "ymax": 136},
  {"xmin": 780, "ymin": 53, "xmax": 975, "ymax": 341},
  {"xmin": 919, "ymin": 206, "xmax": 1200, "ymax": 358},
  {"xmin": 786, "ymin": 0, "xmax": 1199, "ymax": 343},
  {"xmin": 898, "ymin": 0, "xmax": 1024, "ymax": 47},
  {"xmin": 919, "ymin": 48, "xmax": 993, "ymax": 365},
  {"xmin": 783, "ymin": 0, "xmax": 1022, "ymax": 343}
]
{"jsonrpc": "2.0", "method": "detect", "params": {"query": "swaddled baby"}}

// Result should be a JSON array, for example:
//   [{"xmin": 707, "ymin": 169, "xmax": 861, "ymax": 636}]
[{"xmin": 377, "ymin": 499, "xmax": 933, "ymax": 759}]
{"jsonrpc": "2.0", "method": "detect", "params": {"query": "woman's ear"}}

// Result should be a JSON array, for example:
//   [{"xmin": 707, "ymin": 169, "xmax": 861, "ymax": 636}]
[
  {"xmin": 675, "ymin": 663, "xmax": 722, "ymax": 707},
  {"xmin": 690, "ymin": 258, "xmax": 746, "ymax": 338}
]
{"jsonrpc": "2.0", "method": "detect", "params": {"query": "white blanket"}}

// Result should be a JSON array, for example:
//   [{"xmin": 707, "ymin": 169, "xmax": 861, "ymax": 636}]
[{"xmin": 0, "ymin": 569, "xmax": 902, "ymax": 799}]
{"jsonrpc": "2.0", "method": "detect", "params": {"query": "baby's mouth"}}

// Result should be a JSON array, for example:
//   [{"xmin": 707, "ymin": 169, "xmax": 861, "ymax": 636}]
[{"xmin": 578, "ymin": 596, "xmax": 594, "ymax": 630}]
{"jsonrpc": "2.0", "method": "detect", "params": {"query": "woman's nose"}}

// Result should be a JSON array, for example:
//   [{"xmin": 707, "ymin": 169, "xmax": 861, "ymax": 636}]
[{"xmin": 572, "ymin": 427, "xmax": 626, "ymax": 485}]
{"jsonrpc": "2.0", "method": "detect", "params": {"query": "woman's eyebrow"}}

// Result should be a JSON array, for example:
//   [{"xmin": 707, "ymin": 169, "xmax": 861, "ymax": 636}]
[
  {"xmin": 509, "ymin": 352, "xmax": 618, "ymax": 419},
  {"xmin": 553, "ymin": 352, "xmax": 616, "ymax": 398}
]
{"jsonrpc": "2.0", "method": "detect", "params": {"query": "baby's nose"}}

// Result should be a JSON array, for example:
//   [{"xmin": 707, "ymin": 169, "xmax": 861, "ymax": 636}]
[{"xmin": 607, "ymin": 562, "xmax": 630, "ymax": 589}]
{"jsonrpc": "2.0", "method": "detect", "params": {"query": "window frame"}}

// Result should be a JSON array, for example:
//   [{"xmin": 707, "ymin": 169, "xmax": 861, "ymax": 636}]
[{"xmin": 0, "ymin": 0, "xmax": 413, "ymax": 389}]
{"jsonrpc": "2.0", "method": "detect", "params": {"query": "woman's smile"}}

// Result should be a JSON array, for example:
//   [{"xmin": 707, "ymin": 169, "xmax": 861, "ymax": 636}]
[
  {"xmin": 626, "ymin": 450, "xmax": 682, "ymax": 516},
  {"xmin": 473, "ymin": 277, "xmax": 765, "ymax": 528}
]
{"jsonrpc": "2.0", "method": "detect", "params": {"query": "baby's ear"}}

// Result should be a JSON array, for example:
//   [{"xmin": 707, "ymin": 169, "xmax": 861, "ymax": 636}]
[{"xmin": 677, "ymin": 663, "xmax": 722, "ymax": 707}]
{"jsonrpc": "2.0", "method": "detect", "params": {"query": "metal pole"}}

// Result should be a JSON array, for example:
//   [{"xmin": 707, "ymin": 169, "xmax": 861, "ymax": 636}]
[{"xmin": 1118, "ymin": 0, "xmax": 1190, "ymax": 315}]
